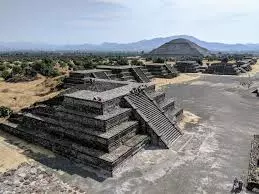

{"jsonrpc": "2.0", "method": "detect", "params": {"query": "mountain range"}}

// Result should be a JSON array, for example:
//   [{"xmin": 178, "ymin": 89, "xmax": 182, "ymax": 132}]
[{"xmin": 1, "ymin": 35, "xmax": 259, "ymax": 52}]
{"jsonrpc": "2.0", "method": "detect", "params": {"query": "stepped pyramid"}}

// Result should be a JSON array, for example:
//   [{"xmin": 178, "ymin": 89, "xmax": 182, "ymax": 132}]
[
  {"xmin": 150, "ymin": 38, "xmax": 210, "ymax": 57},
  {"xmin": 1, "ymin": 78, "xmax": 184, "ymax": 176}
]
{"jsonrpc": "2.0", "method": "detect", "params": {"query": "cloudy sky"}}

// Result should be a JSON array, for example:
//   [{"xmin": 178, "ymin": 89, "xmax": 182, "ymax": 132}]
[{"xmin": 0, "ymin": 0, "xmax": 259, "ymax": 44}]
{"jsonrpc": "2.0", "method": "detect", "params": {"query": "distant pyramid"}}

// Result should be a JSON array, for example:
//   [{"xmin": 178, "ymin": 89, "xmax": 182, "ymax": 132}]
[{"xmin": 149, "ymin": 38, "xmax": 210, "ymax": 57}]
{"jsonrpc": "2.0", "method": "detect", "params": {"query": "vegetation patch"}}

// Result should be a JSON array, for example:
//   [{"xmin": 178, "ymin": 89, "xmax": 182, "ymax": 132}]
[{"xmin": 0, "ymin": 106, "xmax": 13, "ymax": 118}]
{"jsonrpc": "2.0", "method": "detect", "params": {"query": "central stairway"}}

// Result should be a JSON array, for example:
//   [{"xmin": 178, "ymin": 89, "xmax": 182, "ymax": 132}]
[{"xmin": 124, "ymin": 92, "xmax": 182, "ymax": 148}]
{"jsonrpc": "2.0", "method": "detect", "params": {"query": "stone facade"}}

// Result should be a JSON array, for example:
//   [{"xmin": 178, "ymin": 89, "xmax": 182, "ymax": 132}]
[{"xmin": 175, "ymin": 61, "xmax": 202, "ymax": 73}]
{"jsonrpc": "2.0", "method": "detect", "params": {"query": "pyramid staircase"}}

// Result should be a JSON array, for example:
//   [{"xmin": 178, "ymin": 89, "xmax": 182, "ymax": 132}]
[
  {"xmin": 140, "ymin": 66, "xmax": 154, "ymax": 80},
  {"xmin": 131, "ymin": 67, "xmax": 150, "ymax": 83},
  {"xmin": 124, "ymin": 92, "xmax": 182, "ymax": 148},
  {"xmin": 118, "ymin": 69, "xmax": 136, "ymax": 82},
  {"xmin": 92, "ymin": 71, "xmax": 111, "ymax": 80},
  {"xmin": 165, "ymin": 64, "xmax": 179, "ymax": 77}
]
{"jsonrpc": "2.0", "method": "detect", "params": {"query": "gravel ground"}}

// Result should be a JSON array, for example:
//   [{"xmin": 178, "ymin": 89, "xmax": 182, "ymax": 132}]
[{"xmin": 0, "ymin": 163, "xmax": 86, "ymax": 194}]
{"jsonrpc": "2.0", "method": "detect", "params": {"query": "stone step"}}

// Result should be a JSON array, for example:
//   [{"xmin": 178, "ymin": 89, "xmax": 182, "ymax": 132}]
[
  {"xmin": 126, "ymin": 93, "xmax": 182, "ymax": 148},
  {"xmin": 140, "ymin": 67, "xmax": 148, "ymax": 72},
  {"xmin": 121, "ymin": 75, "xmax": 135, "ymax": 81},
  {"xmin": 131, "ymin": 67, "xmax": 150, "ymax": 83},
  {"xmin": 109, "ymin": 74, "xmax": 118, "ymax": 80},
  {"xmin": 160, "ymin": 98, "xmax": 175, "ymax": 112},
  {"xmin": 150, "ymin": 70, "xmax": 168, "ymax": 75},
  {"xmin": 55, "ymin": 107, "xmax": 132, "ymax": 131},
  {"xmin": 170, "ymin": 133, "xmax": 193, "ymax": 152},
  {"xmin": 120, "ymin": 72, "xmax": 132, "ymax": 77},
  {"xmin": 148, "ymin": 91, "xmax": 166, "ymax": 104},
  {"xmin": 127, "ymin": 79, "xmax": 137, "ymax": 82},
  {"xmin": 0, "ymin": 122, "xmax": 150, "ymax": 176},
  {"xmin": 92, "ymin": 72, "xmax": 110, "ymax": 80},
  {"xmin": 65, "ymin": 77, "xmax": 85, "ymax": 84},
  {"xmin": 147, "ymin": 75, "xmax": 154, "ymax": 79},
  {"xmin": 22, "ymin": 113, "xmax": 140, "ymax": 152},
  {"xmin": 167, "ymin": 107, "xmax": 184, "ymax": 121}
]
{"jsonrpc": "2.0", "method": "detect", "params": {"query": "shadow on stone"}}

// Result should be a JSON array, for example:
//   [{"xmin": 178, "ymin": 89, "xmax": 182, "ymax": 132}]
[{"xmin": 0, "ymin": 130, "xmax": 107, "ymax": 182}]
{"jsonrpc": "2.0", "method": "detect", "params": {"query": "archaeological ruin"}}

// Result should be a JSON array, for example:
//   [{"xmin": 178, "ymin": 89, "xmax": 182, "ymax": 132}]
[
  {"xmin": 247, "ymin": 135, "xmax": 259, "ymax": 191},
  {"xmin": 149, "ymin": 38, "xmax": 211, "ymax": 58},
  {"xmin": 175, "ymin": 61, "xmax": 203, "ymax": 73},
  {"xmin": 0, "ymin": 66, "xmax": 184, "ymax": 176}
]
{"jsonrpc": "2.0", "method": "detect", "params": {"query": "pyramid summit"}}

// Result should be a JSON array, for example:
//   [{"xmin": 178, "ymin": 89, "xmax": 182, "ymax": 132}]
[{"xmin": 149, "ymin": 38, "xmax": 210, "ymax": 57}]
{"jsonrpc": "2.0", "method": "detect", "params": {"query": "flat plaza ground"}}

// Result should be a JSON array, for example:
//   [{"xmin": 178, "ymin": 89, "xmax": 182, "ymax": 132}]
[{"xmin": 1, "ymin": 73, "xmax": 259, "ymax": 193}]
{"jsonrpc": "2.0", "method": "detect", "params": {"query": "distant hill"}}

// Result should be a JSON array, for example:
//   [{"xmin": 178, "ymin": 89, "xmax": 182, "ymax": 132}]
[
  {"xmin": 149, "ymin": 38, "xmax": 210, "ymax": 57},
  {"xmin": 1, "ymin": 35, "xmax": 259, "ymax": 52}
]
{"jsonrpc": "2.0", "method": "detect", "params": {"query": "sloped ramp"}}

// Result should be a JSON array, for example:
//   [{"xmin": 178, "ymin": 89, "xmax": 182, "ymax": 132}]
[{"xmin": 124, "ymin": 92, "xmax": 182, "ymax": 149}]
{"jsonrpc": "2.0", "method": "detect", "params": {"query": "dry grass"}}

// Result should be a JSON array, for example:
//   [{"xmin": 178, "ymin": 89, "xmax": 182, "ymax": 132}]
[
  {"xmin": 153, "ymin": 73, "xmax": 200, "ymax": 90},
  {"xmin": 0, "ymin": 75, "xmax": 63, "ymax": 112},
  {"xmin": 250, "ymin": 60, "xmax": 259, "ymax": 74}
]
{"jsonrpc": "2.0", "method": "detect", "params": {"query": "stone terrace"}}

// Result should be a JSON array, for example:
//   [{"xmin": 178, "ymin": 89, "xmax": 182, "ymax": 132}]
[
  {"xmin": 65, "ymin": 65, "xmax": 178, "ymax": 86},
  {"xmin": 0, "ymin": 78, "xmax": 184, "ymax": 176}
]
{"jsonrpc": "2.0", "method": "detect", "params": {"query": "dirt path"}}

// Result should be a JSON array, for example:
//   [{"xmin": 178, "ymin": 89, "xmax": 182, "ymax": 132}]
[{"xmin": 153, "ymin": 73, "xmax": 200, "ymax": 90}]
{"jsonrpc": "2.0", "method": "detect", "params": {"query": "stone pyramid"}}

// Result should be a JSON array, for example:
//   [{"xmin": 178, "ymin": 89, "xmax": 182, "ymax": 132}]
[{"xmin": 150, "ymin": 38, "xmax": 210, "ymax": 57}]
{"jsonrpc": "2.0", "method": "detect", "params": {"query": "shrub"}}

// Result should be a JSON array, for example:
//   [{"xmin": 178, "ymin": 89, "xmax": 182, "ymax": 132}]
[
  {"xmin": 12, "ymin": 65, "xmax": 23, "ymax": 75},
  {"xmin": 115, "ymin": 58, "xmax": 129, "ymax": 66},
  {"xmin": 0, "ymin": 64, "xmax": 7, "ymax": 71},
  {"xmin": 153, "ymin": 58, "xmax": 165, "ymax": 63},
  {"xmin": 21, "ymin": 63, "xmax": 29, "ymax": 69},
  {"xmin": 51, "ymin": 68, "xmax": 61, "ymax": 77},
  {"xmin": 59, "ymin": 62, "xmax": 68, "ymax": 68},
  {"xmin": 32, "ymin": 62, "xmax": 61, "ymax": 77},
  {"xmin": 83, "ymin": 61, "xmax": 96, "ymax": 69},
  {"xmin": 1, "ymin": 70, "xmax": 12, "ymax": 80},
  {"xmin": 0, "ymin": 106, "xmax": 13, "ymax": 117},
  {"xmin": 131, "ymin": 59, "xmax": 144, "ymax": 66},
  {"xmin": 24, "ymin": 67, "xmax": 37, "ymax": 78},
  {"xmin": 6, "ymin": 64, "xmax": 13, "ymax": 69}
]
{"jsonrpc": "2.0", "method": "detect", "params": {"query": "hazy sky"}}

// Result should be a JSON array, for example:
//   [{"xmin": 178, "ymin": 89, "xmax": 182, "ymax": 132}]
[{"xmin": 1, "ymin": 0, "xmax": 259, "ymax": 44}]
